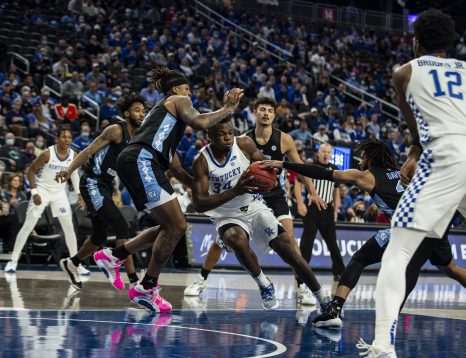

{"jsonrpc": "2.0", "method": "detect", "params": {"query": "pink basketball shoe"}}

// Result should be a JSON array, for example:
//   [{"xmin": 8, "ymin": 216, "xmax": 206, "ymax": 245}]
[
  {"xmin": 93, "ymin": 248, "xmax": 126, "ymax": 290},
  {"xmin": 128, "ymin": 283, "xmax": 172, "ymax": 313}
]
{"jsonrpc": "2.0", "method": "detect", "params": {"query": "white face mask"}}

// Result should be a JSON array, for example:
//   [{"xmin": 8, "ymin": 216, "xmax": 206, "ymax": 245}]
[
  {"xmin": 81, "ymin": 131, "xmax": 90, "ymax": 138},
  {"xmin": 35, "ymin": 140, "xmax": 44, "ymax": 148},
  {"xmin": 6, "ymin": 139, "xmax": 14, "ymax": 146}
]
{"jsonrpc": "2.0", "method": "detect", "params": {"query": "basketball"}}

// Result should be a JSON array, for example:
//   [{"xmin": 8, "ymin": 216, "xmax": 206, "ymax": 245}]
[{"xmin": 246, "ymin": 162, "xmax": 277, "ymax": 190}]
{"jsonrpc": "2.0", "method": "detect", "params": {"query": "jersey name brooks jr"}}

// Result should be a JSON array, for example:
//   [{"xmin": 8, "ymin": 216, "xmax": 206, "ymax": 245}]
[
  {"xmin": 201, "ymin": 137, "xmax": 258, "ymax": 219},
  {"xmin": 36, "ymin": 145, "xmax": 75, "ymax": 193}
]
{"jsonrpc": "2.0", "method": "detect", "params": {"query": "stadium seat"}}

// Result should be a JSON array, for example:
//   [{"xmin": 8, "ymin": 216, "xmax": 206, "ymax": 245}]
[{"xmin": 15, "ymin": 201, "xmax": 62, "ymax": 266}]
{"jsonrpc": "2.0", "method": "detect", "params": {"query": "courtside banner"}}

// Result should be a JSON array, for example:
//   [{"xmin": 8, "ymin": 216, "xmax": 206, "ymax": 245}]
[{"xmin": 186, "ymin": 217, "xmax": 466, "ymax": 271}]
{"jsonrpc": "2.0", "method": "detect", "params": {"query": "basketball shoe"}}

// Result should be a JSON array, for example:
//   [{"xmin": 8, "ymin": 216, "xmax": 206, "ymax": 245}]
[
  {"xmin": 59, "ymin": 258, "xmax": 82, "ymax": 289},
  {"xmin": 184, "ymin": 275, "xmax": 207, "ymax": 296},
  {"xmin": 128, "ymin": 283, "xmax": 172, "ymax": 313},
  {"xmin": 356, "ymin": 339, "xmax": 397, "ymax": 357},
  {"xmin": 93, "ymin": 248, "xmax": 126, "ymax": 290},
  {"xmin": 296, "ymin": 284, "xmax": 317, "ymax": 305},
  {"xmin": 260, "ymin": 283, "xmax": 279, "ymax": 310}
]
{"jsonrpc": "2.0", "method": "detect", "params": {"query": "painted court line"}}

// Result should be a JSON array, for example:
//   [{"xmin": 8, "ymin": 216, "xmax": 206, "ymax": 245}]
[{"xmin": 0, "ymin": 316, "xmax": 287, "ymax": 358}]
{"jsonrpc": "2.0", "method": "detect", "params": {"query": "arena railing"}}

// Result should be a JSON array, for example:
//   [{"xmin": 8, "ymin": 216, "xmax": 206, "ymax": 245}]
[
  {"xmin": 43, "ymin": 74, "xmax": 63, "ymax": 99},
  {"xmin": 81, "ymin": 95, "xmax": 100, "ymax": 130},
  {"xmin": 8, "ymin": 52, "xmax": 29, "ymax": 75},
  {"xmin": 329, "ymin": 75, "xmax": 400, "ymax": 122},
  {"xmin": 192, "ymin": 0, "xmax": 292, "ymax": 63},
  {"xmin": 206, "ymin": 0, "xmax": 406, "ymax": 33}
]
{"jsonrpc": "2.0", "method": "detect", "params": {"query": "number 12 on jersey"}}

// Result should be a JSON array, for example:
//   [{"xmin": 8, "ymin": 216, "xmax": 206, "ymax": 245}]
[
  {"xmin": 429, "ymin": 69, "xmax": 464, "ymax": 100},
  {"xmin": 213, "ymin": 180, "xmax": 232, "ymax": 194}
]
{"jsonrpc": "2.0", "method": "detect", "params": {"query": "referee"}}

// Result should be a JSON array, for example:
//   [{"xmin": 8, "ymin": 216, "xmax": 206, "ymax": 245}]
[{"xmin": 294, "ymin": 143, "xmax": 345, "ymax": 282}]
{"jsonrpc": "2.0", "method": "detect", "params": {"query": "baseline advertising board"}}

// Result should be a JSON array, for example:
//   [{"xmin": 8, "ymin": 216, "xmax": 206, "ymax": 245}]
[{"xmin": 186, "ymin": 218, "xmax": 466, "ymax": 271}]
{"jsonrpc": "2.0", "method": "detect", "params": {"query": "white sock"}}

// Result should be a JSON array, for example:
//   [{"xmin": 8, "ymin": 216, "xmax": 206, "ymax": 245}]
[
  {"xmin": 312, "ymin": 289, "xmax": 331, "ymax": 306},
  {"xmin": 373, "ymin": 227, "xmax": 425, "ymax": 350},
  {"xmin": 253, "ymin": 271, "xmax": 270, "ymax": 288}
]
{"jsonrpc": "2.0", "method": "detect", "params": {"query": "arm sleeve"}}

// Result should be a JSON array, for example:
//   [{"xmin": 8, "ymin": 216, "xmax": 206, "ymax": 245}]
[{"xmin": 283, "ymin": 162, "xmax": 334, "ymax": 181}]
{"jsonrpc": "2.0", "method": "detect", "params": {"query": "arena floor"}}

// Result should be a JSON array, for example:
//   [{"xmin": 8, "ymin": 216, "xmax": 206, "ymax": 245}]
[{"xmin": 0, "ymin": 268, "xmax": 465, "ymax": 357}]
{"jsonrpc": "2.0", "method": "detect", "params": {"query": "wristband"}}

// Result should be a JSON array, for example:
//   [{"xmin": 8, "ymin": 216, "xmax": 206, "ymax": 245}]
[{"xmin": 31, "ymin": 188, "xmax": 38, "ymax": 196}]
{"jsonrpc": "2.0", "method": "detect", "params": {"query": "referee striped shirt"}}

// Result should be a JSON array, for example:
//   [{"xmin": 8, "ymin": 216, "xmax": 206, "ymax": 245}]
[{"xmin": 310, "ymin": 162, "xmax": 339, "ymax": 204}]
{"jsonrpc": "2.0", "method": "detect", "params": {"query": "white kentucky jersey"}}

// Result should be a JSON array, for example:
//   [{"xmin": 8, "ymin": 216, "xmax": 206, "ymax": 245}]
[
  {"xmin": 201, "ymin": 137, "xmax": 257, "ymax": 219},
  {"xmin": 407, "ymin": 55, "xmax": 466, "ymax": 146},
  {"xmin": 37, "ymin": 145, "xmax": 75, "ymax": 193}
]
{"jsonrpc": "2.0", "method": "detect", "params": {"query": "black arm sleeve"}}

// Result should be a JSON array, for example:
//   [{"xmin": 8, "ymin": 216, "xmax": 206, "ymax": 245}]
[{"xmin": 283, "ymin": 162, "xmax": 334, "ymax": 181}]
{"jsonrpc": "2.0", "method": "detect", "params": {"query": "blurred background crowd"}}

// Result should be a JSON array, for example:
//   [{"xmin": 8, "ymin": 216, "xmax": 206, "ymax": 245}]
[{"xmin": 1, "ymin": 0, "xmax": 466, "ymax": 253}]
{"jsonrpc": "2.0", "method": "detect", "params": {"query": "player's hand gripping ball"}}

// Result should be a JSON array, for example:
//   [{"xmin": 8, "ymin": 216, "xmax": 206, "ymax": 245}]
[{"xmin": 246, "ymin": 162, "xmax": 277, "ymax": 191}]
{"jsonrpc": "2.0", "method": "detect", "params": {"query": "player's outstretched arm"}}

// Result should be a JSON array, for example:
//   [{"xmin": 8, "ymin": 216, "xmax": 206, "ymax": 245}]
[
  {"xmin": 169, "ymin": 153, "xmax": 193, "ymax": 189},
  {"xmin": 172, "ymin": 88, "xmax": 244, "ymax": 130},
  {"xmin": 55, "ymin": 124, "xmax": 122, "ymax": 183},
  {"xmin": 281, "ymin": 133, "xmax": 327, "ymax": 210},
  {"xmin": 191, "ymin": 154, "xmax": 257, "ymax": 213},
  {"xmin": 262, "ymin": 161, "xmax": 375, "ymax": 192}
]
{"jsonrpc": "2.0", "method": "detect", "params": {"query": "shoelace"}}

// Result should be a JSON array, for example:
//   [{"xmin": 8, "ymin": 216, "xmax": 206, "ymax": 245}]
[
  {"xmin": 356, "ymin": 338, "xmax": 373, "ymax": 357},
  {"xmin": 261, "ymin": 285, "xmax": 275, "ymax": 301}
]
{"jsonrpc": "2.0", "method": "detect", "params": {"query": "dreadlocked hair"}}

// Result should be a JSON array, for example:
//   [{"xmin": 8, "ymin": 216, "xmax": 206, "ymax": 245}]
[
  {"xmin": 354, "ymin": 138, "xmax": 399, "ymax": 170},
  {"xmin": 115, "ymin": 93, "xmax": 146, "ymax": 115},
  {"xmin": 150, "ymin": 66, "xmax": 188, "ymax": 94}
]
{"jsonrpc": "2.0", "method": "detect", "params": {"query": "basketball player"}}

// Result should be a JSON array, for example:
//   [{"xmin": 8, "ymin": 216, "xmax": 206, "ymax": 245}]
[
  {"xmin": 93, "ymin": 67, "xmax": 244, "ymax": 312},
  {"xmin": 184, "ymin": 97, "xmax": 326, "ymax": 305},
  {"xmin": 190, "ymin": 118, "xmax": 333, "ymax": 311},
  {"xmin": 55, "ymin": 94, "xmax": 148, "ymax": 290},
  {"xmin": 4, "ymin": 127, "xmax": 85, "ymax": 273},
  {"xmin": 262, "ymin": 139, "xmax": 466, "ymax": 327},
  {"xmin": 355, "ymin": 10, "xmax": 466, "ymax": 356}
]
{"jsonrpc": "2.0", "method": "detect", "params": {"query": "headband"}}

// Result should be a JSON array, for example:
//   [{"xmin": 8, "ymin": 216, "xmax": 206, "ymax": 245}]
[{"xmin": 162, "ymin": 76, "xmax": 189, "ymax": 93}]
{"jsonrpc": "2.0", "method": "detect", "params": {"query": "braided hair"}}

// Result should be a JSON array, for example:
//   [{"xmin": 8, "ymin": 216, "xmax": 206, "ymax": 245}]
[
  {"xmin": 354, "ymin": 138, "xmax": 399, "ymax": 170},
  {"xmin": 150, "ymin": 66, "xmax": 189, "ymax": 94}
]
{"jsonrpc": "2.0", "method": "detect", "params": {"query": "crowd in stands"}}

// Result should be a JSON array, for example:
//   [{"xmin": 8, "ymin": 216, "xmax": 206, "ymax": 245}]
[{"xmin": 1, "ymin": 0, "xmax": 466, "ymax": 253}]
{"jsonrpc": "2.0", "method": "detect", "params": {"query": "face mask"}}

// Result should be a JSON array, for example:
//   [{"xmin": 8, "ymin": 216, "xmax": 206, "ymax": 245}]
[
  {"xmin": 363, "ymin": 195, "xmax": 371, "ymax": 201},
  {"xmin": 173, "ymin": 183, "xmax": 183, "ymax": 192},
  {"xmin": 6, "ymin": 139, "xmax": 14, "ymax": 146},
  {"xmin": 356, "ymin": 209, "xmax": 365, "ymax": 216},
  {"xmin": 185, "ymin": 133, "xmax": 192, "ymax": 138},
  {"xmin": 81, "ymin": 131, "xmax": 90, "ymax": 138},
  {"xmin": 35, "ymin": 140, "xmax": 44, "ymax": 148},
  {"xmin": 195, "ymin": 144, "xmax": 202, "ymax": 149},
  {"xmin": 66, "ymin": 51, "xmax": 74, "ymax": 57},
  {"xmin": 114, "ymin": 91, "xmax": 122, "ymax": 96},
  {"xmin": 27, "ymin": 149, "xmax": 35, "ymax": 155}
]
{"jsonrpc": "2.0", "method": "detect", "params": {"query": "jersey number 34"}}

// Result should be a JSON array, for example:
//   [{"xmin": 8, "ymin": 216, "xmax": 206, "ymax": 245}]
[{"xmin": 213, "ymin": 181, "xmax": 232, "ymax": 194}]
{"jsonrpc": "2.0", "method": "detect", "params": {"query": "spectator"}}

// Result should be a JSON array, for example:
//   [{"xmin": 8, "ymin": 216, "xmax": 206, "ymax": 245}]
[
  {"xmin": 0, "ymin": 173, "xmax": 25, "ymax": 253},
  {"xmin": 140, "ymin": 81, "xmax": 163, "ymax": 107},
  {"xmin": 83, "ymin": 81, "xmax": 103, "ymax": 105},
  {"xmin": 386, "ymin": 131, "xmax": 401, "ymax": 160},
  {"xmin": 351, "ymin": 122, "xmax": 367, "ymax": 142},
  {"xmin": 62, "ymin": 71, "xmax": 84, "ymax": 100},
  {"xmin": 299, "ymin": 107, "xmax": 321, "ymax": 133},
  {"xmin": 40, "ymin": 88, "xmax": 55, "ymax": 121},
  {"xmin": 366, "ymin": 113, "xmax": 381, "ymax": 139},
  {"xmin": 85, "ymin": 63, "xmax": 106, "ymax": 84},
  {"xmin": 178, "ymin": 126, "xmax": 196, "ymax": 160},
  {"xmin": 183, "ymin": 139, "xmax": 203, "ymax": 173},
  {"xmin": 333, "ymin": 119, "xmax": 353, "ymax": 145},
  {"xmin": 337, "ymin": 184, "xmax": 352, "ymax": 221},
  {"xmin": 0, "ymin": 133, "xmax": 22, "ymax": 171},
  {"xmin": 349, "ymin": 200, "xmax": 366, "ymax": 223},
  {"xmin": 258, "ymin": 81, "xmax": 276, "ymax": 101},
  {"xmin": 313, "ymin": 124, "xmax": 329, "ymax": 143},
  {"xmin": 33, "ymin": 134, "xmax": 46, "ymax": 156},
  {"xmin": 6, "ymin": 98, "xmax": 28, "ymax": 137},
  {"xmin": 289, "ymin": 121, "xmax": 313, "ymax": 146},
  {"xmin": 324, "ymin": 87, "xmax": 342, "ymax": 113},
  {"xmin": 100, "ymin": 95, "xmax": 119, "ymax": 121},
  {"xmin": 54, "ymin": 96, "xmax": 79, "ymax": 123},
  {"xmin": 72, "ymin": 121, "xmax": 93, "ymax": 151},
  {"xmin": 18, "ymin": 141, "xmax": 37, "ymax": 171}
]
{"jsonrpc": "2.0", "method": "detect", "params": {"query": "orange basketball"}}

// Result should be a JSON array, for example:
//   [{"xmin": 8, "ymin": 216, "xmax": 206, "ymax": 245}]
[{"xmin": 246, "ymin": 162, "xmax": 277, "ymax": 190}]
